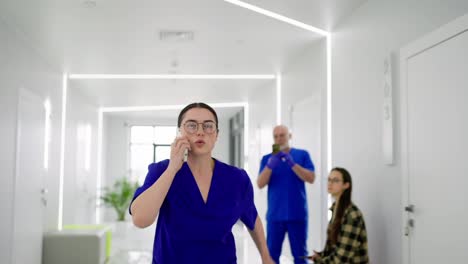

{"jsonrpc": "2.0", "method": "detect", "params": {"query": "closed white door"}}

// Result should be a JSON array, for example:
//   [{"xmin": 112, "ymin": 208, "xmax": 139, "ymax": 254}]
[
  {"xmin": 12, "ymin": 89, "xmax": 46, "ymax": 264},
  {"xmin": 290, "ymin": 96, "xmax": 324, "ymax": 253},
  {"xmin": 401, "ymin": 14, "xmax": 468, "ymax": 264}
]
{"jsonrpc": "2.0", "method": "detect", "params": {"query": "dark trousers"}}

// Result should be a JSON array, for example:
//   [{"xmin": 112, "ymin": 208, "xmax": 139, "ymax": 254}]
[{"xmin": 267, "ymin": 220, "xmax": 308, "ymax": 264}]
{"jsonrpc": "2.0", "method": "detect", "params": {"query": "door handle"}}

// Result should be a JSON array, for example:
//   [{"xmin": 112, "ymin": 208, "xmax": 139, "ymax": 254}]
[
  {"xmin": 41, "ymin": 197, "xmax": 48, "ymax": 207},
  {"xmin": 404, "ymin": 219, "xmax": 415, "ymax": 236},
  {"xmin": 405, "ymin": 204, "xmax": 414, "ymax": 213},
  {"xmin": 41, "ymin": 188, "xmax": 48, "ymax": 207}
]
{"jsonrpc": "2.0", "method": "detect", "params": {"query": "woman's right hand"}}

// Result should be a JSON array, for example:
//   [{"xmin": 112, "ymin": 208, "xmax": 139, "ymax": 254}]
[
  {"xmin": 261, "ymin": 255, "xmax": 276, "ymax": 264},
  {"xmin": 309, "ymin": 250, "xmax": 321, "ymax": 262},
  {"xmin": 167, "ymin": 135, "xmax": 191, "ymax": 172}
]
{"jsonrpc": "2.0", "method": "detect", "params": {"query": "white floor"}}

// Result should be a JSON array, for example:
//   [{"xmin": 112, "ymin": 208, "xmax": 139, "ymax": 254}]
[
  {"xmin": 107, "ymin": 250, "xmax": 152, "ymax": 264},
  {"xmin": 107, "ymin": 250, "xmax": 295, "ymax": 264},
  {"xmin": 107, "ymin": 221, "xmax": 296, "ymax": 264}
]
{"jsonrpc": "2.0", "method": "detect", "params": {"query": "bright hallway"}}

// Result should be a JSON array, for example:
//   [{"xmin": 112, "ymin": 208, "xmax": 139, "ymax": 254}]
[{"xmin": 1, "ymin": 1, "xmax": 468, "ymax": 263}]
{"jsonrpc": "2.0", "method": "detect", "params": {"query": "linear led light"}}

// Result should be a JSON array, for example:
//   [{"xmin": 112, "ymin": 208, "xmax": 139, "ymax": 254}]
[
  {"xmin": 276, "ymin": 74, "xmax": 282, "ymax": 125},
  {"xmin": 44, "ymin": 99, "xmax": 51, "ymax": 170},
  {"xmin": 326, "ymin": 36, "xmax": 332, "ymax": 173},
  {"xmin": 58, "ymin": 73, "xmax": 68, "ymax": 230},
  {"xmin": 243, "ymin": 103, "xmax": 250, "ymax": 172},
  {"xmin": 96, "ymin": 110, "xmax": 103, "ymax": 224},
  {"xmin": 224, "ymin": 0, "xmax": 332, "ymax": 172},
  {"xmin": 95, "ymin": 102, "xmax": 250, "ymax": 217},
  {"xmin": 223, "ymin": 0, "xmax": 329, "ymax": 36},
  {"xmin": 85, "ymin": 124, "xmax": 92, "ymax": 172},
  {"xmin": 224, "ymin": 0, "xmax": 333, "ymax": 244},
  {"xmin": 68, "ymin": 74, "xmax": 276, "ymax": 80}
]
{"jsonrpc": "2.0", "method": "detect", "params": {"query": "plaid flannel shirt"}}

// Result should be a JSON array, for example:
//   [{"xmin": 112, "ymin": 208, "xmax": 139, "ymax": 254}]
[{"xmin": 315, "ymin": 202, "xmax": 369, "ymax": 264}]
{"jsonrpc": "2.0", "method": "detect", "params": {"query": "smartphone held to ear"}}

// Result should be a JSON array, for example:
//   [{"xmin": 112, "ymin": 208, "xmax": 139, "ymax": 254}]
[
  {"xmin": 177, "ymin": 131, "xmax": 188, "ymax": 162},
  {"xmin": 183, "ymin": 148, "xmax": 188, "ymax": 162}
]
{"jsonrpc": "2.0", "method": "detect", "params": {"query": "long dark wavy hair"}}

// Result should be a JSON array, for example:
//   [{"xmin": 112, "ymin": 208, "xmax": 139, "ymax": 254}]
[{"xmin": 327, "ymin": 167, "xmax": 353, "ymax": 246}]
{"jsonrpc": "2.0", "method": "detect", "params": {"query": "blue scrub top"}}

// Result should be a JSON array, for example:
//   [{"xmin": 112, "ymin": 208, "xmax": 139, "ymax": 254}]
[
  {"xmin": 259, "ymin": 148, "xmax": 315, "ymax": 221},
  {"xmin": 130, "ymin": 159, "xmax": 258, "ymax": 264}
]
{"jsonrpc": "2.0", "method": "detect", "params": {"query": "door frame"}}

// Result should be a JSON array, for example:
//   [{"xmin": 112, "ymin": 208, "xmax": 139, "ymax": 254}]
[
  {"xmin": 399, "ymin": 12, "xmax": 468, "ymax": 264},
  {"xmin": 11, "ymin": 87, "xmax": 46, "ymax": 264}
]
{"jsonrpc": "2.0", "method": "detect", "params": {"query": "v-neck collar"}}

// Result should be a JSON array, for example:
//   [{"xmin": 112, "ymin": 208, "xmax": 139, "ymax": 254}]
[{"xmin": 184, "ymin": 158, "xmax": 217, "ymax": 206}]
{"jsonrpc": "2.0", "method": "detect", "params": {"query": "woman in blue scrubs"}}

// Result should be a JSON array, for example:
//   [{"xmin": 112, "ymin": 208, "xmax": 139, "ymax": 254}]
[{"xmin": 130, "ymin": 102, "xmax": 275, "ymax": 264}]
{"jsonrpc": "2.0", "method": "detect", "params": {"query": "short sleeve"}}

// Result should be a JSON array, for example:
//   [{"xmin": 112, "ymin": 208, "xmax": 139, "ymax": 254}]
[
  {"xmin": 128, "ymin": 160, "xmax": 169, "ymax": 215},
  {"xmin": 258, "ymin": 155, "xmax": 269, "ymax": 174},
  {"xmin": 301, "ymin": 150, "xmax": 315, "ymax": 172},
  {"xmin": 239, "ymin": 170, "xmax": 258, "ymax": 230}
]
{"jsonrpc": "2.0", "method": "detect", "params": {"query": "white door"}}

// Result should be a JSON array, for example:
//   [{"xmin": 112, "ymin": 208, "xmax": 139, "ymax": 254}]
[
  {"xmin": 290, "ymin": 96, "xmax": 324, "ymax": 253},
  {"xmin": 401, "ymin": 13, "xmax": 468, "ymax": 264},
  {"xmin": 12, "ymin": 88, "xmax": 46, "ymax": 264}
]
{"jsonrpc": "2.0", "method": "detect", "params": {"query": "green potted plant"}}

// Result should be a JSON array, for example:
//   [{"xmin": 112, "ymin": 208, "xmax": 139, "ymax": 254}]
[{"xmin": 101, "ymin": 177, "xmax": 139, "ymax": 222}]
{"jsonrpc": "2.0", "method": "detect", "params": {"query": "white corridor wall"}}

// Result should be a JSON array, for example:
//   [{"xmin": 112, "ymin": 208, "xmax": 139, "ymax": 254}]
[
  {"xmin": 0, "ymin": 17, "xmax": 63, "ymax": 263},
  {"xmin": 331, "ymin": 0, "xmax": 468, "ymax": 263},
  {"xmin": 62, "ymin": 86, "xmax": 100, "ymax": 225}
]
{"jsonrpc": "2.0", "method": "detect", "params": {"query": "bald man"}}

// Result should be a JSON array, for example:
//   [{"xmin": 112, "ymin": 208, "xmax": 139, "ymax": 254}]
[{"xmin": 258, "ymin": 125, "xmax": 315, "ymax": 264}]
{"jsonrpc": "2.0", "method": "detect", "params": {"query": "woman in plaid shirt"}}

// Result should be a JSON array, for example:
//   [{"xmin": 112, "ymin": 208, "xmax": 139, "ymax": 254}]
[{"xmin": 309, "ymin": 167, "xmax": 369, "ymax": 263}]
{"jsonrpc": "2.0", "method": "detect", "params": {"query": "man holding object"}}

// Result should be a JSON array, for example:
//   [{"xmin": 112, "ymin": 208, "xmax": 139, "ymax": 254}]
[{"xmin": 258, "ymin": 125, "xmax": 316, "ymax": 264}]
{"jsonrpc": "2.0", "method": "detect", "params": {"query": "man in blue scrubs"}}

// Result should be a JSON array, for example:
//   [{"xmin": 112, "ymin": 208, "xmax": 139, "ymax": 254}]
[{"xmin": 258, "ymin": 125, "xmax": 316, "ymax": 264}]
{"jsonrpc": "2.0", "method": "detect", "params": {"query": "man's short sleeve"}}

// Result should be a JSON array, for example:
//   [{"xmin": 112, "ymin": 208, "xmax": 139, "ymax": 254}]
[
  {"xmin": 301, "ymin": 150, "xmax": 315, "ymax": 172},
  {"xmin": 259, "ymin": 155, "xmax": 269, "ymax": 174}
]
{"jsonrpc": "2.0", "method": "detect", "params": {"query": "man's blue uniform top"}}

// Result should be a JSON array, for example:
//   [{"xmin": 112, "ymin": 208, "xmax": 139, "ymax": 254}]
[{"xmin": 259, "ymin": 148, "xmax": 315, "ymax": 221}]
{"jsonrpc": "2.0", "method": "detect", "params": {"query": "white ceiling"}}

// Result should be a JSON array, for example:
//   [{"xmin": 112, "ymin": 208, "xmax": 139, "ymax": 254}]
[
  {"xmin": 69, "ymin": 78, "xmax": 275, "ymax": 106},
  {"xmin": 243, "ymin": 0, "xmax": 368, "ymax": 31},
  {"xmin": 1, "ymin": 0, "xmax": 367, "ymax": 107}
]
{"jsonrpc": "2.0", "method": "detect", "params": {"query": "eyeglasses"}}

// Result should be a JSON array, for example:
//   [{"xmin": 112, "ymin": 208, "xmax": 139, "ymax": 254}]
[
  {"xmin": 182, "ymin": 121, "xmax": 217, "ymax": 134},
  {"xmin": 327, "ymin": 178, "xmax": 343, "ymax": 184}
]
